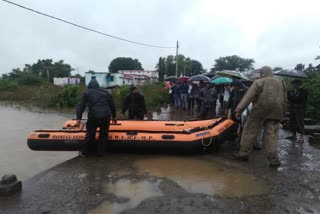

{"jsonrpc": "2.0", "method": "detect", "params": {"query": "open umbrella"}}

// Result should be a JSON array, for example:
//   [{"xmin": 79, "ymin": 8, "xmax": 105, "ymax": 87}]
[
  {"xmin": 211, "ymin": 77, "xmax": 232, "ymax": 85},
  {"xmin": 216, "ymin": 70, "xmax": 249, "ymax": 80},
  {"xmin": 203, "ymin": 72, "xmax": 216, "ymax": 78},
  {"xmin": 274, "ymin": 69, "xmax": 308, "ymax": 79},
  {"xmin": 189, "ymin": 75, "xmax": 210, "ymax": 82},
  {"xmin": 178, "ymin": 76, "xmax": 190, "ymax": 82},
  {"xmin": 164, "ymin": 76, "xmax": 178, "ymax": 81}
]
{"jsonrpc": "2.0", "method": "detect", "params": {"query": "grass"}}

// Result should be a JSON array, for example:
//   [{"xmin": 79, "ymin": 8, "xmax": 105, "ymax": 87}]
[{"xmin": 0, "ymin": 82, "xmax": 170, "ymax": 114}]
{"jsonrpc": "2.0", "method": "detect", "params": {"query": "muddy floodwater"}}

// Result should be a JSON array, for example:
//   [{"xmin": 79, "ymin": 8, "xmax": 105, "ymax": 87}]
[
  {"xmin": 0, "ymin": 105, "xmax": 76, "ymax": 180},
  {"xmin": 1, "ymin": 105, "xmax": 320, "ymax": 214}
]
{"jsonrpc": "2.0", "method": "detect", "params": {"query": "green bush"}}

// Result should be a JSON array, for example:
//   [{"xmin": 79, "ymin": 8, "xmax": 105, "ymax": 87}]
[
  {"xmin": 51, "ymin": 85, "xmax": 80, "ymax": 108},
  {"xmin": 0, "ymin": 79, "xmax": 18, "ymax": 90},
  {"xmin": 16, "ymin": 73, "xmax": 44, "ymax": 85}
]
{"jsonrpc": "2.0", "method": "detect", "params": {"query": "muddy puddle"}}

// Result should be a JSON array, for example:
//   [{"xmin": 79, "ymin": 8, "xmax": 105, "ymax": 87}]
[
  {"xmin": 134, "ymin": 156, "xmax": 270, "ymax": 197},
  {"xmin": 89, "ymin": 179, "xmax": 162, "ymax": 214}
]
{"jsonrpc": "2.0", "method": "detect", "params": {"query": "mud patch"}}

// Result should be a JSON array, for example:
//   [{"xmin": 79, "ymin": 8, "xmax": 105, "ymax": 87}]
[
  {"xmin": 134, "ymin": 157, "xmax": 270, "ymax": 197},
  {"xmin": 89, "ymin": 179, "xmax": 162, "ymax": 214}
]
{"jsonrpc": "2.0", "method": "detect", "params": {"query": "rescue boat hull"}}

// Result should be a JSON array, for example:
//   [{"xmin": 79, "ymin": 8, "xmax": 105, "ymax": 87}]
[{"xmin": 27, "ymin": 118, "xmax": 237, "ymax": 152}]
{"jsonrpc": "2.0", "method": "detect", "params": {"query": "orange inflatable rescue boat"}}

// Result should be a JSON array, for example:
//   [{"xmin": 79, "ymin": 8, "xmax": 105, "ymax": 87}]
[{"xmin": 27, "ymin": 118, "xmax": 237, "ymax": 151}]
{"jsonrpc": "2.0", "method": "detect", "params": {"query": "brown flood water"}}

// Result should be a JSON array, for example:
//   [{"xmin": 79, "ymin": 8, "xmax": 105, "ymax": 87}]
[
  {"xmin": 0, "ymin": 105, "xmax": 76, "ymax": 181},
  {"xmin": 134, "ymin": 157, "xmax": 270, "ymax": 197},
  {"xmin": 90, "ymin": 156, "xmax": 270, "ymax": 214}
]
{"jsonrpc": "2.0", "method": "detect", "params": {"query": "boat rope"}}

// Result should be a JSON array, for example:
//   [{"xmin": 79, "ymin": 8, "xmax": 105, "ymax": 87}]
[{"xmin": 200, "ymin": 120, "xmax": 215, "ymax": 148}]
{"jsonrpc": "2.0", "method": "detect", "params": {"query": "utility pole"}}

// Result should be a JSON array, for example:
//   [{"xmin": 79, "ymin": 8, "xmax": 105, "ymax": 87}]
[{"xmin": 175, "ymin": 40, "xmax": 179, "ymax": 77}]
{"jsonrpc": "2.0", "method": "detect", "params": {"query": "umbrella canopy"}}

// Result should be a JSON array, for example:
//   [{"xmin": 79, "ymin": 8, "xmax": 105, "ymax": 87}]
[
  {"xmin": 178, "ymin": 76, "xmax": 190, "ymax": 82},
  {"xmin": 274, "ymin": 69, "xmax": 308, "ymax": 79},
  {"xmin": 164, "ymin": 76, "xmax": 178, "ymax": 81},
  {"xmin": 189, "ymin": 75, "xmax": 210, "ymax": 82},
  {"xmin": 211, "ymin": 77, "xmax": 232, "ymax": 85},
  {"xmin": 216, "ymin": 70, "xmax": 249, "ymax": 80},
  {"xmin": 203, "ymin": 72, "xmax": 216, "ymax": 78},
  {"xmin": 247, "ymin": 69, "xmax": 261, "ymax": 80}
]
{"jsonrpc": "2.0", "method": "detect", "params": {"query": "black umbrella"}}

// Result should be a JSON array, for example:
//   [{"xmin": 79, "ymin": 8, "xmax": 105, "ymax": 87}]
[
  {"xmin": 164, "ymin": 76, "xmax": 178, "ymax": 81},
  {"xmin": 274, "ymin": 69, "xmax": 308, "ymax": 79},
  {"xmin": 189, "ymin": 75, "xmax": 210, "ymax": 82},
  {"xmin": 203, "ymin": 72, "xmax": 216, "ymax": 78}
]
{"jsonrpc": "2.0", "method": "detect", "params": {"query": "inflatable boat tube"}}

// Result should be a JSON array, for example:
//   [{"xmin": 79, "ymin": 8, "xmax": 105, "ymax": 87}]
[{"xmin": 27, "ymin": 118, "xmax": 237, "ymax": 151}]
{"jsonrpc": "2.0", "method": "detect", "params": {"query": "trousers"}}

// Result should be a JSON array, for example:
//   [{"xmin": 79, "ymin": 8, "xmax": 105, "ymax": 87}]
[
  {"xmin": 239, "ymin": 116, "xmax": 280, "ymax": 161},
  {"xmin": 85, "ymin": 117, "xmax": 110, "ymax": 155},
  {"xmin": 290, "ymin": 108, "xmax": 305, "ymax": 135}
]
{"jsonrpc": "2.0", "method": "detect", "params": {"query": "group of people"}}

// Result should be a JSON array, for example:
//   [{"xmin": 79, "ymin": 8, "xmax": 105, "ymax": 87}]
[
  {"xmin": 168, "ymin": 79, "xmax": 247, "ymax": 121},
  {"xmin": 76, "ymin": 66, "xmax": 308, "ymax": 168}
]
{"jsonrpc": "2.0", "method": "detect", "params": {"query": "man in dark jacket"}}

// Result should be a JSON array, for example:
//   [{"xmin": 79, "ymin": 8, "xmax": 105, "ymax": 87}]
[
  {"xmin": 76, "ymin": 78, "xmax": 117, "ymax": 157},
  {"xmin": 199, "ymin": 82, "xmax": 218, "ymax": 119},
  {"xmin": 227, "ymin": 80, "xmax": 246, "ymax": 122},
  {"xmin": 121, "ymin": 84, "xmax": 147, "ymax": 120},
  {"xmin": 287, "ymin": 79, "xmax": 308, "ymax": 143}
]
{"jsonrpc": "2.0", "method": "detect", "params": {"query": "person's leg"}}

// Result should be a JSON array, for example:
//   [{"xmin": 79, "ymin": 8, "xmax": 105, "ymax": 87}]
[
  {"xmin": 137, "ymin": 112, "xmax": 144, "ymax": 120},
  {"xmin": 287, "ymin": 109, "xmax": 297, "ymax": 139},
  {"xmin": 184, "ymin": 94, "xmax": 189, "ymax": 110},
  {"xmin": 181, "ymin": 94, "xmax": 185, "ymax": 109},
  {"xmin": 238, "ymin": 116, "xmax": 264, "ymax": 157},
  {"xmin": 254, "ymin": 129, "xmax": 264, "ymax": 150},
  {"xmin": 263, "ymin": 119, "xmax": 281, "ymax": 166},
  {"xmin": 212, "ymin": 104, "xmax": 216, "ymax": 118},
  {"xmin": 97, "ymin": 118, "xmax": 110, "ymax": 156},
  {"xmin": 174, "ymin": 94, "xmax": 180, "ymax": 108},
  {"xmin": 296, "ymin": 108, "xmax": 305, "ymax": 143},
  {"xmin": 200, "ymin": 104, "xmax": 207, "ymax": 120},
  {"xmin": 83, "ymin": 118, "xmax": 98, "ymax": 155}
]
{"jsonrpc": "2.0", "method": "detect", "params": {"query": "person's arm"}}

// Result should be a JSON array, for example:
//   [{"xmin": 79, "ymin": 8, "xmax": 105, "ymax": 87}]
[
  {"xmin": 76, "ymin": 92, "xmax": 88, "ymax": 126},
  {"xmin": 235, "ymin": 81, "xmax": 260, "ymax": 115},
  {"xmin": 108, "ymin": 94, "xmax": 116, "ymax": 121},
  {"xmin": 142, "ymin": 95, "xmax": 147, "ymax": 115}
]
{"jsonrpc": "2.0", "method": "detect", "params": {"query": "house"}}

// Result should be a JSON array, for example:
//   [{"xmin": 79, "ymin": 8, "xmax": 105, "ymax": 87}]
[
  {"xmin": 85, "ymin": 72, "xmax": 124, "ymax": 88},
  {"xmin": 118, "ymin": 70, "xmax": 159, "ymax": 85},
  {"xmin": 53, "ymin": 77, "xmax": 80, "ymax": 86}
]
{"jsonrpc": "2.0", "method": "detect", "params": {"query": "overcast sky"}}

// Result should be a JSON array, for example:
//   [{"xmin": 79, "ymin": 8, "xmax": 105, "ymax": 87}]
[{"xmin": 0, "ymin": 0, "xmax": 319, "ymax": 75}]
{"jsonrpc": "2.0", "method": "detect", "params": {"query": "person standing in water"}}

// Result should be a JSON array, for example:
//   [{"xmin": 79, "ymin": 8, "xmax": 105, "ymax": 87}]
[
  {"xmin": 76, "ymin": 78, "xmax": 117, "ymax": 157},
  {"xmin": 121, "ymin": 84, "xmax": 147, "ymax": 120}
]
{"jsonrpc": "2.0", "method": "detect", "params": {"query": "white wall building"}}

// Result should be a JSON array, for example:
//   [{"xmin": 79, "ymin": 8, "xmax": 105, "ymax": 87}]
[
  {"xmin": 118, "ymin": 70, "xmax": 159, "ymax": 85},
  {"xmin": 53, "ymin": 77, "xmax": 80, "ymax": 86},
  {"xmin": 85, "ymin": 72, "xmax": 124, "ymax": 88}
]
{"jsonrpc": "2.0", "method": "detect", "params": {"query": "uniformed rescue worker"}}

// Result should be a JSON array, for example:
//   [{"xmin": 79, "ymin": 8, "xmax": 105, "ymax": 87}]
[
  {"xmin": 76, "ymin": 78, "xmax": 117, "ymax": 157},
  {"xmin": 121, "ymin": 84, "xmax": 147, "ymax": 120},
  {"xmin": 233, "ymin": 66, "xmax": 287, "ymax": 167}
]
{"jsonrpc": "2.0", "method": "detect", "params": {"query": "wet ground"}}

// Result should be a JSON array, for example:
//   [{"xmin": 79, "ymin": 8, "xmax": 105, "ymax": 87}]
[{"xmin": 1, "ymin": 105, "xmax": 320, "ymax": 213}]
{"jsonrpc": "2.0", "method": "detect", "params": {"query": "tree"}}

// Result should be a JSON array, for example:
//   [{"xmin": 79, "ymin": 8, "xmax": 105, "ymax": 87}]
[
  {"xmin": 295, "ymin": 63, "xmax": 305, "ymax": 71},
  {"xmin": 165, "ymin": 55, "xmax": 176, "ymax": 76},
  {"xmin": 212, "ymin": 55, "xmax": 255, "ymax": 72},
  {"xmin": 156, "ymin": 57, "xmax": 166, "ymax": 81},
  {"xmin": 190, "ymin": 60, "xmax": 204, "ymax": 76},
  {"xmin": 157, "ymin": 55, "xmax": 204, "ymax": 78},
  {"xmin": 50, "ymin": 60, "xmax": 73, "ymax": 80},
  {"xmin": 273, "ymin": 67, "xmax": 283, "ymax": 71},
  {"xmin": 315, "ymin": 56, "xmax": 320, "ymax": 60},
  {"xmin": 108, "ymin": 57, "xmax": 143, "ymax": 73}
]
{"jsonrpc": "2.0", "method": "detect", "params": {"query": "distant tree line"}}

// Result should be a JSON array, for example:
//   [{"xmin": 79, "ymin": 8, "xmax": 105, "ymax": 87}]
[{"xmin": 1, "ymin": 59, "xmax": 74, "ymax": 85}]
